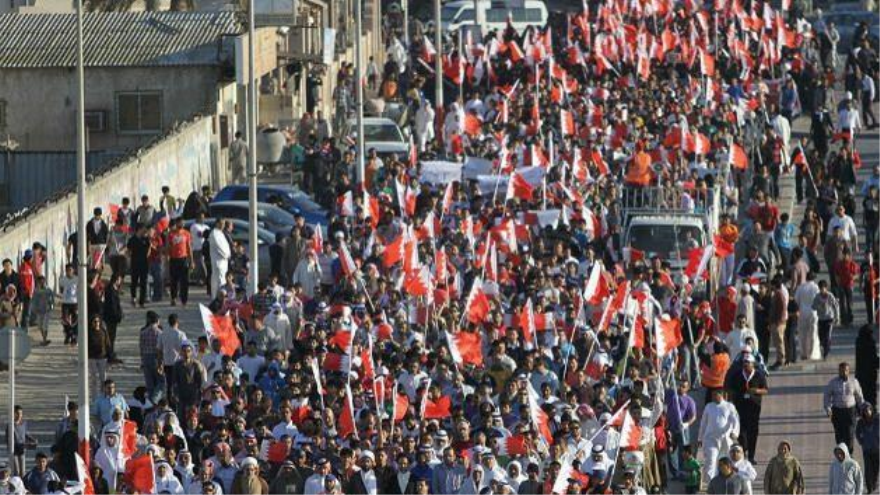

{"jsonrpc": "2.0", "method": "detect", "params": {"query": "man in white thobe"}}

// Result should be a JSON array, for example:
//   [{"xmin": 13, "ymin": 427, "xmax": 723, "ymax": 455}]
[
  {"xmin": 208, "ymin": 220, "xmax": 231, "ymax": 297},
  {"xmin": 795, "ymin": 275, "xmax": 822, "ymax": 360},
  {"xmin": 699, "ymin": 388, "xmax": 740, "ymax": 483}
]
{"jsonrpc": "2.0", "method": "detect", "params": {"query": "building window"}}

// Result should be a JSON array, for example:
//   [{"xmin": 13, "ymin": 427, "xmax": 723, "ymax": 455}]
[
  {"xmin": 116, "ymin": 92, "xmax": 162, "ymax": 134},
  {"xmin": 0, "ymin": 100, "xmax": 6, "ymax": 131}
]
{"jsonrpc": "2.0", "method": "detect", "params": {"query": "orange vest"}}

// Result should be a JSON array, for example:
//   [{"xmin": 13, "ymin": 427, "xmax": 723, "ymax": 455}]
[
  {"xmin": 625, "ymin": 152, "xmax": 653, "ymax": 186},
  {"xmin": 701, "ymin": 353, "xmax": 730, "ymax": 388}
]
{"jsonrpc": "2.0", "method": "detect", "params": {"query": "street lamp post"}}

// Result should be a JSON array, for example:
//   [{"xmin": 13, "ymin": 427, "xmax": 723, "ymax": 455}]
[
  {"xmin": 74, "ymin": 0, "xmax": 90, "ymax": 463},
  {"xmin": 434, "ymin": 0, "xmax": 443, "ymax": 126},
  {"xmin": 355, "ymin": 0, "xmax": 365, "ymax": 186},
  {"xmin": 247, "ymin": 0, "xmax": 259, "ymax": 296}
]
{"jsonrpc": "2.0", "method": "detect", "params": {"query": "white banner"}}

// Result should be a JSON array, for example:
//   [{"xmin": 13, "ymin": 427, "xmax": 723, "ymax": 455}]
[
  {"xmin": 463, "ymin": 156, "xmax": 494, "ymax": 180},
  {"xmin": 419, "ymin": 161, "xmax": 463, "ymax": 184}
]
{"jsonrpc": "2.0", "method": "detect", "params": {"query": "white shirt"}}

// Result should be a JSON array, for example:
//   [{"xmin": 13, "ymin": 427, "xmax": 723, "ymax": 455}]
[
  {"xmin": 237, "ymin": 354, "xmax": 265, "ymax": 384},
  {"xmin": 725, "ymin": 327, "xmax": 759, "ymax": 357},
  {"xmin": 304, "ymin": 474, "xmax": 327, "ymax": 495},
  {"xmin": 733, "ymin": 457, "xmax": 757, "ymax": 495},
  {"xmin": 208, "ymin": 228, "xmax": 231, "ymax": 263},
  {"xmin": 190, "ymin": 222, "xmax": 209, "ymax": 251},
  {"xmin": 271, "ymin": 420, "xmax": 299, "ymax": 440},
  {"xmin": 795, "ymin": 281, "xmax": 820, "ymax": 314},
  {"xmin": 699, "ymin": 400, "xmax": 740, "ymax": 444},
  {"xmin": 827, "ymin": 215, "xmax": 859, "ymax": 244},
  {"xmin": 59, "ymin": 275, "xmax": 77, "ymax": 304},
  {"xmin": 156, "ymin": 327, "xmax": 187, "ymax": 366},
  {"xmin": 360, "ymin": 469, "xmax": 378, "ymax": 495},
  {"xmin": 838, "ymin": 107, "xmax": 862, "ymax": 132}
]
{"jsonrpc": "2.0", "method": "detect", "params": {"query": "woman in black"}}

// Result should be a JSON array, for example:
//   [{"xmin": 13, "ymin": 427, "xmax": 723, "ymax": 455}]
[{"xmin": 855, "ymin": 324, "xmax": 879, "ymax": 408}]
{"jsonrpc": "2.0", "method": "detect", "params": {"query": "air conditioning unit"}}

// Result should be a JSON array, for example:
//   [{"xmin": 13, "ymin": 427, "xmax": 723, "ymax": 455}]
[{"xmin": 84, "ymin": 110, "xmax": 107, "ymax": 132}]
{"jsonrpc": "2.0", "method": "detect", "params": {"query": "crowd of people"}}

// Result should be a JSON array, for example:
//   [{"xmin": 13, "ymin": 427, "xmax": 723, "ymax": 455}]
[{"xmin": 0, "ymin": 0, "xmax": 878, "ymax": 494}]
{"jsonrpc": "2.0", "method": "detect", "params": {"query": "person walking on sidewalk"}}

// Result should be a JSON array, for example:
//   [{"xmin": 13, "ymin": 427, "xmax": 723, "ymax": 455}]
[
  {"xmin": 828, "ymin": 443, "xmax": 865, "ymax": 495},
  {"xmin": 824, "ymin": 362, "xmax": 865, "ymax": 454},
  {"xmin": 832, "ymin": 251, "xmax": 860, "ymax": 326},
  {"xmin": 856, "ymin": 404, "xmax": 879, "ymax": 494},
  {"xmin": 101, "ymin": 274, "xmax": 124, "ymax": 366},
  {"xmin": 813, "ymin": 280, "xmax": 841, "ymax": 359},
  {"xmin": 764, "ymin": 441, "xmax": 805, "ymax": 494},
  {"xmin": 167, "ymin": 217, "xmax": 193, "ymax": 307}
]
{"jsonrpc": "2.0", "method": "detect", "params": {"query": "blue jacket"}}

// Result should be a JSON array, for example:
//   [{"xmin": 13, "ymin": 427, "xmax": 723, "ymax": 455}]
[{"xmin": 856, "ymin": 415, "xmax": 879, "ymax": 453}]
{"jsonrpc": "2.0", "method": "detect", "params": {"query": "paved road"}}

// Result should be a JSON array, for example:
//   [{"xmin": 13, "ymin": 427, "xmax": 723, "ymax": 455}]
[
  {"xmin": 0, "ymin": 112, "xmax": 875, "ymax": 494},
  {"xmin": 747, "ymin": 109, "xmax": 879, "ymax": 494}
]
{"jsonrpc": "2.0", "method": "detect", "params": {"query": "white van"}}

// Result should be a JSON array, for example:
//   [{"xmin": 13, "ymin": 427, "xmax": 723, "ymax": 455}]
[{"xmin": 440, "ymin": 0, "xmax": 549, "ymax": 33}]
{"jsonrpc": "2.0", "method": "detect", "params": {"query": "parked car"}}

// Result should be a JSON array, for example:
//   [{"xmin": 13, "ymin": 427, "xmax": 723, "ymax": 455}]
[
  {"xmin": 213, "ymin": 185, "xmax": 328, "ymax": 226},
  {"xmin": 209, "ymin": 201, "xmax": 297, "ymax": 235},
  {"xmin": 344, "ymin": 117, "xmax": 410, "ymax": 163},
  {"xmin": 184, "ymin": 217, "xmax": 273, "ymax": 282},
  {"xmin": 439, "ymin": 0, "xmax": 548, "ymax": 33}
]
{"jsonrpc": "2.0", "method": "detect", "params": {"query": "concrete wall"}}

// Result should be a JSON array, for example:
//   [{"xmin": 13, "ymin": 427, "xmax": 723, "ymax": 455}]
[
  {"xmin": 0, "ymin": 116, "xmax": 218, "ymax": 290},
  {"xmin": 0, "ymin": 66, "xmax": 222, "ymax": 151}
]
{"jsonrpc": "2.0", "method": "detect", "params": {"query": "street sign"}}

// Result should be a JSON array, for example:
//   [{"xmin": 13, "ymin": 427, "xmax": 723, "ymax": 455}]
[{"xmin": 0, "ymin": 327, "xmax": 31, "ymax": 363}]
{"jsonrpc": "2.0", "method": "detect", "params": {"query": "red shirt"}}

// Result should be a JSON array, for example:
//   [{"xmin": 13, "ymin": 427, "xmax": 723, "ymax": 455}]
[
  {"xmin": 167, "ymin": 228, "xmax": 192, "ymax": 259},
  {"xmin": 833, "ymin": 259, "xmax": 859, "ymax": 289}
]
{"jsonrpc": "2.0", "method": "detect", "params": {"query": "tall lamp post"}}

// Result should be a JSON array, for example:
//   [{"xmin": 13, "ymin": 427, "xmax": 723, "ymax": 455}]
[
  {"xmin": 74, "ymin": 0, "xmax": 90, "ymax": 463},
  {"xmin": 247, "ymin": 0, "xmax": 259, "ymax": 296},
  {"xmin": 355, "ymin": 0, "xmax": 365, "ymax": 186}
]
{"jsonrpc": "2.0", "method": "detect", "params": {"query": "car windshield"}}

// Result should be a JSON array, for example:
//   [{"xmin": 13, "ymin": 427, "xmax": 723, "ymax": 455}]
[
  {"xmin": 289, "ymin": 191, "xmax": 323, "ymax": 212},
  {"xmin": 363, "ymin": 124, "xmax": 403, "ymax": 143},
  {"xmin": 628, "ymin": 224, "xmax": 704, "ymax": 260},
  {"xmin": 261, "ymin": 207, "xmax": 295, "ymax": 226},
  {"xmin": 441, "ymin": 6, "xmax": 461, "ymax": 21}
]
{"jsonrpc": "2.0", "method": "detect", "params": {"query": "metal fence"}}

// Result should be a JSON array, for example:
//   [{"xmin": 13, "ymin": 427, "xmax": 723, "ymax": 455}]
[{"xmin": 0, "ymin": 151, "xmax": 123, "ymax": 213}]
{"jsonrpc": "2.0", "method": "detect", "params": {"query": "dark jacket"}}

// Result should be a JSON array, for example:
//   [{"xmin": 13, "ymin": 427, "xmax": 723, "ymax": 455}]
[
  {"xmin": 707, "ymin": 472, "xmax": 747, "ymax": 494},
  {"xmin": 87, "ymin": 324, "xmax": 111, "ymax": 360},
  {"xmin": 102, "ymin": 285, "xmax": 123, "ymax": 325},
  {"xmin": 86, "ymin": 218, "xmax": 109, "ymax": 245},
  {"xmin": 268, "ymin": 468, "xmax": 304, "ymax": 494}
]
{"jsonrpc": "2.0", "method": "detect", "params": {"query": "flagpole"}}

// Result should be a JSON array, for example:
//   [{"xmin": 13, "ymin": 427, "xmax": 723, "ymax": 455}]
[{"xmin": 75, "ymin": 0, "xmax": 91, "ymax": 464}]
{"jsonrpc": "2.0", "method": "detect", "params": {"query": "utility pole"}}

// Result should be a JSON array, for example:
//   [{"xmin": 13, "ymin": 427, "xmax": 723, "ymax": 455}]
[
  {"xmin": 355, "ymin": 0, "xmax": 365, "ymax": 185},
  {"xmin": 434, "ymin": 0, "xmax": 443, "ymax": 138},
  {"xmin": 247, "ymin": 0, "xmax": 259, "ymax": 296},
  {"xmin": 74, "ymin": 0, "xmax": 90, "ymax": 462}
]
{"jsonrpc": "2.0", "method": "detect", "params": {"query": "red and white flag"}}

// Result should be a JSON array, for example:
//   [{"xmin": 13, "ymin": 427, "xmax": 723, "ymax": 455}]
[
  {"xmin": 392, "ymin": 383, "xmax": 409, "ymax": 422},
  {"xmin": 498, "ymin": 434, "xmax": 528, "ymax": 456},
  {"xmin": 447, "ymin": 331, "xmax": 484, "ymax": 367},
  {"xmin": 383, "ymin": 234, "xmax": 406, "ymax": 268},
  {"xmin": 339, "ymin": 383, "xmax": 358, "ymax": 439},
  {"xmin": 729, "ymin": 142, "xmax": 748, "ymax": 170},
  {"xmin": 519, "ymin": 299, "xmax": 538, "ymax": 350},
  {"xmin": 619, "ymin": 410, "xmax": 643, "ymax": 450},
  {"xmin": 560, "ymin": 108, "xmax": 575, "ymax": 136},
  {"xmin": 463, "ymin": 278, "xmax": 491, "ymax": 324},
  {"xmin": 442, "ymin": 182, "xmax": 456, "ymax": 214},
  {"xmin": 337, "ymin": 191, "xmax": 354, "ymax": 216},
  {"xmin": 75, "ymin": 453, "xmax": 96, "ymax": 495},
  {"xmin": 338, "ymin": 244, "xmax": 358, "ymax": 277},
  {"xmin": 404, "ymin": 266, "xmax": 433, "ymax": 297},
  {"xmin": 199, "ymin": 304, "xmax": 240, "ymax": 357},
  {"xmin": 311, "ymin": 224, "xmax": 323, "ymax": 253},
  {"xmin": 527, "ymin": 383, "xmax": 554, "ymax": 445},
  {"xmin": 124, "ymin": 454, "xmax": 155, "ymax": 495},
  {"xmin": 656, "ymin": 314, "xmax": 683, "ymax": 357}
]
